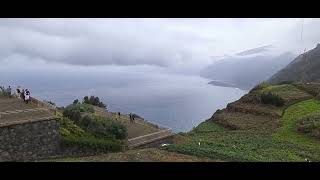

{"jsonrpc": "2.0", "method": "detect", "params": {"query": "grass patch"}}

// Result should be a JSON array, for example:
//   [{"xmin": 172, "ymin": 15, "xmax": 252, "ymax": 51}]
[
  {"xmin": 214, "ymin": 111, "xmax": 279, "ymax": 131},
  {"xmin": 191, "ymin": 121, "xmax": 226, "ymax": 133},
  {"xmin": 163, "ymin": 129, "xmax": 311, "ymax": 161},
  {"xmin": 273, "ymin": 99, "xmax": 320, "ymax": 149},
  {"xmin": 61, "ymin": 135, "xmax": 122, "ymax": 152},
  {"xmin": 262, "ymin": 84, "xmax": 312, "ymax": 105}
]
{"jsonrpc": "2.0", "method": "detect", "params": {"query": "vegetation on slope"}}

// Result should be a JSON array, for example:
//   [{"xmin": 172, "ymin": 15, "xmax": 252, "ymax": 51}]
[
  {"xmin": 261, "ymin": 84, "xmax": 312, "ymax": 106},
  {"xmin": 260, "ymin": 92, "xmax": 284, "ymax": 107},
  {"xmin": 293, "ymin": 82, "xmax": 320, "ymax": 97},
  {"xmin": 269, "ymin": 44, "xmax": 320, "ymax": 84},
  {"xmin": 164, "ymin": 122, "xmax": 308, "ymax": 161},
  {"xmin": 58, "ymin": 113, "xmax": 123, "ymax": 152},
  {"xmin": 62, "ymin": 102, "xmax": 127, "ymax": 140},
  {"xmin": 0, "ymin": 86, "xmax": 11, "ymax": 97},
  {"xmin": 58, "ymin": 98, "xmax": 128, "ymax": 152},
  {"xmin": 273, "ymin": 99, "xmax": 320, "ymax": 148},
  {"xmin": 74, "ymin": 95, "xmax": 107, "ymax": 109},
  {"xmin": 163, "ymin": 83, "xmax": 320, "ymax": 161},
  {"xmin": 297, "ymin": 112, "xmax": 320, "ymax": 139}
]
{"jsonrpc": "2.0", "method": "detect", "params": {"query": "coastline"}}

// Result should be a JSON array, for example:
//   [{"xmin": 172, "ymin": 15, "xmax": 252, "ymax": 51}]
[{"xmin": 208, "ymin": 80, "xmax": 250, "ymax": 91}]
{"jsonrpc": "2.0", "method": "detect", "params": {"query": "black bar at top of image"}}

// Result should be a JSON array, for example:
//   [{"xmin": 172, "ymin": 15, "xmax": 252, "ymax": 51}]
[{"xmin": 1, "ymin": 0, "xmax": 320, "ymax": 18}]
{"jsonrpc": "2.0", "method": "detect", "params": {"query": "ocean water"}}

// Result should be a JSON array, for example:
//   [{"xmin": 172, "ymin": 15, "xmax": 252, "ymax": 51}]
[{"xmin": 0, "ymin": 62, "xmax": 247, "ymax": 132}]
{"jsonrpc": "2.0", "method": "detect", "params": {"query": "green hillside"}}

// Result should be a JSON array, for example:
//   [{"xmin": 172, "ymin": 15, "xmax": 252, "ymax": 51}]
[
  {"xmin": 163, "ymin": 82, "xmax": 320, "ymax": 161},
  {"xmin": 269, "ymin": 44, "xmax": 320, "ymax": 84}
]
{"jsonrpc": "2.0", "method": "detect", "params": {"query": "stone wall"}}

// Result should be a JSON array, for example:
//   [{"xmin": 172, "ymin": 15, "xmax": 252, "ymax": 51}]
[{"xmin": 0, "ymin": 119, "xmax": 60, "ymax": 162}]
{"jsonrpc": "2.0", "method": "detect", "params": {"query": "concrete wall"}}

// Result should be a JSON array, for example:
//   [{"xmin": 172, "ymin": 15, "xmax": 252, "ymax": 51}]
[{"xmin": 0, "ymin": 119, "xmax": 60, "ymax": 161}]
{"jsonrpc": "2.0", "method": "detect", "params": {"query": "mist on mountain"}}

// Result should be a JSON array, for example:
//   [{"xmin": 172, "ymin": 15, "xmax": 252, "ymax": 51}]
[{"xmin": 200, "ymin": 46, "xmax": 296, "ymax": 90}]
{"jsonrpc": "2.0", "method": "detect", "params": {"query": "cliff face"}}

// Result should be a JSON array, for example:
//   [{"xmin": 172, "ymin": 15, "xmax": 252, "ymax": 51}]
[{"xmin": 269, "ymin": 44, "xmax": 320, "ymax": 84}]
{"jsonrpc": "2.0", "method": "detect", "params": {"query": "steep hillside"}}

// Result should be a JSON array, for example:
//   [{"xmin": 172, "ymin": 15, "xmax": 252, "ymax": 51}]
[{"xmin": 269, "ymin": 44, "xmax": 320, "ymax": 84}]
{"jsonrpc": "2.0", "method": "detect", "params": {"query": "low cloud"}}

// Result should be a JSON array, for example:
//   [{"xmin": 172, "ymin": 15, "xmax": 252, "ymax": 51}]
[
  {"xmin": 0, "ymin": 18, "xmax": 215, "ymax": 67},
  {"xmin": 0, "ymin": 18, "xmax": 320, "ymax": 70}
]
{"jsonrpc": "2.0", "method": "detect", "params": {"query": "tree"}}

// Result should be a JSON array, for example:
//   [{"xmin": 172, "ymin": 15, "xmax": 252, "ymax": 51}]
[
  {"xmin": 82, "ymin": 95, "xmax": 107, "ymax": 109},
  {"xmin": 73, "ymin": 99, "xmax": 79, "ymax": 104},
  {"xmin": 94, "ymin": 97, "xmax": 100, "ymax": 106},
  {"xmin": 83, "ymin": 96, "xmax": 89, "ymax": 104},
  {"xmin": 89, "ymin": 96, "xmax": 95, "ymax": 105}
]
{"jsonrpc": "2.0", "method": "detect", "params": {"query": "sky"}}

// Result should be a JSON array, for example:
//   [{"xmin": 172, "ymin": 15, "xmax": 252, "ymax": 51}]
[{"xmin": 1, "ymin": 18, "xmax": 320, "ymax": 75}]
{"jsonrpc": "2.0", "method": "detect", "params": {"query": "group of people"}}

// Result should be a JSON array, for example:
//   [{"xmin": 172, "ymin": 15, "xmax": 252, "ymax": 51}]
[
  {"xmin": 0, "ymin": 85, "xmax": 32, "ymax": 104},
  {"xmin": 16, "ymin": 86, "xmax": 31, "ymax": 104},
  {"xmin": 129, "ymin": 113, "xmax": 135, "ymax": 124}
]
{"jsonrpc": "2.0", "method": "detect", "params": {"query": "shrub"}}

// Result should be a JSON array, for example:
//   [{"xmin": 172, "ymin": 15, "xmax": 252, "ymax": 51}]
[
  {"xmin": 63, "ymin": 104, "xmax": 94, "ymax": 122},
  {"xmin": 73, "ymin": 99, "xmax": 79, "ymax": 104},
  {"xmin": 0, "ymin": 86, "xmax": 11, "ymax": 97},
  {"xmin": 64, "ymin": 109, "xmax": 81, "ymax": 122},
  {"xmin": 79, "ymin": 114, "xmax": 93, "ymax": 127},
  {"xmin": 109, "ymin": 121, "xmax": 128, "ymax": 139},
  {"xmin": 316, "ymin": 93, "xmax": 320, "ymax": 101},
  {"xmin": 58, "ymin": 115, "xmax": 124, "ymax": 152},
  {"xmin": 276, "ymin": 81, "xmax": 294, "ymax": 85},
  {"xmin": 58, "ymin": 116, "xmax": 86, "ymax": 137},
  {"xmin": 61, "ymin": 135, "xmax": 122, "ymax": 152},
  {"xmin": 77, "ymin": 115, "xmax": 127, "ymax": 140},
  {"xmin": 297, "ymin": 112, "xmax": 320, "ymax": 139},
  {"xmin": 260, "ymin": 92, "xmax": 285, "ymax": 107}
]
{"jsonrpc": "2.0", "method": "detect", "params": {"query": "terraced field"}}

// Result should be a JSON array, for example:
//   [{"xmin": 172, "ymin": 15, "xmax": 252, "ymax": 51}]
[{"xmin": 163, "ymin": 83, "xmax": 320, "ymax": 161}]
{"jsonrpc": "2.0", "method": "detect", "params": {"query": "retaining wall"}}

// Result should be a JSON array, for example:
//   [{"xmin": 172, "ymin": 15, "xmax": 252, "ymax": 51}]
[{"xmin": 0, "ymin": 118, "xmax": 60, "ymax": 161}]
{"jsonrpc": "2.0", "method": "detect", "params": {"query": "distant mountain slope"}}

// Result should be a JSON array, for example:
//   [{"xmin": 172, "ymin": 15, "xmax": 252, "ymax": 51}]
[
  {"xmin": 236, "ymin": 45, "xmax": 273, "ymax": 56},
  {"xmin": 269, "ymin": 44, "xmax": 320, "ymax": 84},
  {"xmin": 201, "ymin": 49, "xmax": 295, "ymax": 90}
]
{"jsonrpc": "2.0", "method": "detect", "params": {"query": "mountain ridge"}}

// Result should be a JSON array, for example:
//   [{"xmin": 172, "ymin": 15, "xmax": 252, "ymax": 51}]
[{"xmin": 269, "ymin": 43, "xmax": 320, "ymax": 84}]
